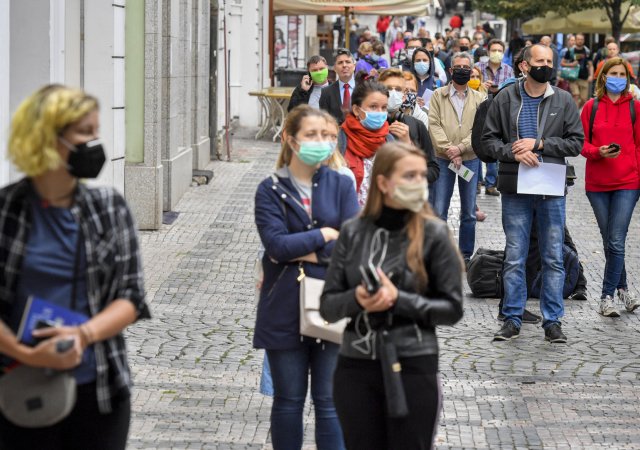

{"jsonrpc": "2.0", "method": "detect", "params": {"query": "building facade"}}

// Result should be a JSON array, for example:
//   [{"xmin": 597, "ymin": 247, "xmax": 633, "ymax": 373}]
[{"xmin": 0, "ymin": 0, "xmax": 214, "ymax": 230}]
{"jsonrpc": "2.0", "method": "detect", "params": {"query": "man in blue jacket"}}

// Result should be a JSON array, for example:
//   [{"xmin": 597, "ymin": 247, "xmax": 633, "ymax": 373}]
[{"xmin": 481, "ymin": 44, "xmax": 584, "ymax": 343}]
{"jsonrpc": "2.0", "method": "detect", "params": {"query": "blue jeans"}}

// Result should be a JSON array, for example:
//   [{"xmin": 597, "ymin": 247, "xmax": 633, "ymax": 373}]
[
  {"xmin": 266, "ymin": 341, "xmax": 345, "ymax": 450},
  {"xmin": 501, "ymin": 194, "xmax": 566, "ymax": 328},
  {"xmin": 433, "ymin": 157, "xmax": 480, "ymax": 259},
  {"xmin": 586, "ymin": 189, "xmax": 640, "ymax": 297},
  {"xmin": 477, "ymin": 162, "xmax": 497, "ymax": 188}
]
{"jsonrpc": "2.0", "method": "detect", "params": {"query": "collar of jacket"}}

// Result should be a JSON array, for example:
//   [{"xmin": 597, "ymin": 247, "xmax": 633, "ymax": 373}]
[{"xmin": 515, "ymin": 79, "xmax": 555, "ymax": 100}]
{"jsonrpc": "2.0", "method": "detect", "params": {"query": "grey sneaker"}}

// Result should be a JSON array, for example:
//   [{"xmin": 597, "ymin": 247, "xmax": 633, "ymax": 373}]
[
  {"xmin": 618, "ymin": 289, "xmax": 640, "ymax": 313},
  {"xmin": 599, "ymin": 295, "xmax": 620, "ymax": 317}
]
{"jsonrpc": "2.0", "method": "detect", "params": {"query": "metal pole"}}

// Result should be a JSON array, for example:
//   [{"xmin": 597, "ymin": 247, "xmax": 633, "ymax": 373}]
[
  {"xmin": 344, "ymin": 7, "xmax": 350, "ymax": 51},
  {"xmin": 223, "ymin": 1, "xmax": 231, "ymax": 161},
  {"xmin": 269, "ymin": 0, "xmax": 275, "ymax": 87}
]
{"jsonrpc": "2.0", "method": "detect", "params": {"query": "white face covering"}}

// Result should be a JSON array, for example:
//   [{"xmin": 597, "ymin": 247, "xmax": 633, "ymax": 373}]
[
  {"xmin": 387, "ymin": 90, "xmax": 404, "ymax": 112},
  {"xmin": 392, "ymin": 180, "xmax": 428, "ymax": 213}
]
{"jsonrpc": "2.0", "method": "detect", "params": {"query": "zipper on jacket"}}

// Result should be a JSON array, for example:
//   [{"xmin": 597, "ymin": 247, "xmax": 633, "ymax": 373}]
[{"xmin": 266, "ymin": 265, "xmax": 288, "ymax": 298}]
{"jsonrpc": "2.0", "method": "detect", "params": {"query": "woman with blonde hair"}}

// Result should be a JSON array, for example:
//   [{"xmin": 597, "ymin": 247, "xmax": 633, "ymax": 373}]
[
  {"xmin": 254, "ymin": 105, "xmax": 359, "ymax": 450},
  {"xmin": 356, "ymin": 41, "xmax": 384, "ymax": 77},
  {"xmin": 0, "ymin": 84, "xmax": 150, "ymax": 449},
  {"xmin": 580, "ymin": 57, "xmax": 640, "ymax": 317},
  {"xmin": 469, "ymin": 66, "xmax": 488, "ymax": 95},
  {"xmin": 321, "ymin": 142, "xmax": 464, "ymax": 449}
]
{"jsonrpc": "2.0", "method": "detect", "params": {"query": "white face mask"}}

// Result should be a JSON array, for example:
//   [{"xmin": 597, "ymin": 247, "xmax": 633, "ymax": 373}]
[
  {"xmin": 479, "ymin": 56, "xmax": 489, "ymax": 64},
  {"xmin": 407, "ymin": 48, "xmax": 416, "ymax": 58},
  {"xmin": 387, "ymin": 90, "xmax": 404, "ymax": 112},
  {"xmin": 392, "ymin": 180, "xmax": 428, "ymax": 213}
]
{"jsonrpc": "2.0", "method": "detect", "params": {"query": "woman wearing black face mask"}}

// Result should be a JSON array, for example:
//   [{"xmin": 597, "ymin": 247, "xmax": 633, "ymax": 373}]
[{"xmin": 0, "ymin": 84, "xmax": 150, "ymax": 449}]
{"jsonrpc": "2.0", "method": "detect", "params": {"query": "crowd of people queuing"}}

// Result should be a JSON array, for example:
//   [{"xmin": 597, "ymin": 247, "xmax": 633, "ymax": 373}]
[{"xmin": 255, "ymin": 14, "xmax": 640, "ymax": 450}]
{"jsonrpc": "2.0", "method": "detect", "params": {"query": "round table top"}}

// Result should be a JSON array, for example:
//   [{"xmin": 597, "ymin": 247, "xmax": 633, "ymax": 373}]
[{"xmin": 249, "ymin": 87, "xmax": 295, "ymax": 99}]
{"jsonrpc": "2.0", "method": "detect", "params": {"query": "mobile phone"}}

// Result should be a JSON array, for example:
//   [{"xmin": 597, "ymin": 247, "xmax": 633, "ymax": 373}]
[
  {"xmin": 32, "ymin": 319, "xmax": 57, "ymax": 345},
  {"xmin": 56, "ymin": 339, "xmax": 75, "ymax": 353},
  {"xmin": 359, "ymin": 264, "xmax": 381, "ymax": 295},
  {"xmin": 608, "ymin": 143, "xmax": 621, "ymax": 152}
]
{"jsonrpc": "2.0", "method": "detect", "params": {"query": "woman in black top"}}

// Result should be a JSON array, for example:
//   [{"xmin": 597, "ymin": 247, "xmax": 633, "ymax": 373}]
[{"xmin": 320, "ymin": 142, "xmax": 464, "ymax": 450}]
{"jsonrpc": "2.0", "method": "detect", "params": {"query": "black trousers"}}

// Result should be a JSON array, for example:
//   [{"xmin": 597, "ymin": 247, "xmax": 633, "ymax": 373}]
[
  {"xmin": 0, "ymin": 382, "xmax": 130, "ymax": 450},
  {"xmin": 333, "ymin": 355, "xmax": 441, "ymax": 450}
]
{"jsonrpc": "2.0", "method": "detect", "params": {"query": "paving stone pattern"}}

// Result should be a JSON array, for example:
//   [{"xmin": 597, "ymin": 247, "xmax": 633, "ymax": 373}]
[{"xmin": 128, "ymin": 128, "xmax": 640, "ymax": 449}]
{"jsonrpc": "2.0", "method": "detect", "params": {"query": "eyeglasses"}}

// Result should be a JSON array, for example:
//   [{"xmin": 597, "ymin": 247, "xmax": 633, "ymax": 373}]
[
  {"xmin": 386, "ymin": 87, "xmax": 404, "ymax": 92},
  {"xmin": 452, "ymin": 65, "xmax": 472, "ymax": 70},
  {"xmin": 336, "ymin": 48, "xmax": 352, "ymax": 57}
]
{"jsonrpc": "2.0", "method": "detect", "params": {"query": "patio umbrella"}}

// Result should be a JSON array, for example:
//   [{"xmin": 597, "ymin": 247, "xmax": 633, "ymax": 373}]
[{"xmin": 522, "ymin": 11, "xmax": 569, "ymax": 35}]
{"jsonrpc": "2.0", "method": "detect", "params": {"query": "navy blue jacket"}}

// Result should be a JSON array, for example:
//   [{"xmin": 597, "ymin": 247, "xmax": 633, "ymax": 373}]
[{"xmin": 253, "ymin": 166, "xmax": 359, "ymax": 350}]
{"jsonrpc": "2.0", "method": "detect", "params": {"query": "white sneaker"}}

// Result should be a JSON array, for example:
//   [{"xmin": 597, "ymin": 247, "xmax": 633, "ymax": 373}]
[
  {"xmin": 599, "ymin": 295, "xmax": 620, "ymax": 317},
  {"xmin": 618, "ymin": 289, "xmax": 640, "ymax": 313}
]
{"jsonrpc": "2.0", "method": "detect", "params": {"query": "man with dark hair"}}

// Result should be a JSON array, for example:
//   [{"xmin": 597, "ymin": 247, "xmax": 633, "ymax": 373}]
[
  {"xmin": 476, "ymin": 39, "xmax": 514, "ymax": 95},
  {"xmin": 287, "ymin": 55, "xmax": 330, "ymax": 111},
  {"xmin": 319, "ymin": 48, "xmax": 355, "ymax": 124},
  {"xmin": 561, "ymin": 33, "xmax": 593, "ymax": 108},
  {"xmin": 482, "ymin": 44, "xmax": 584, "ymax": 343}
]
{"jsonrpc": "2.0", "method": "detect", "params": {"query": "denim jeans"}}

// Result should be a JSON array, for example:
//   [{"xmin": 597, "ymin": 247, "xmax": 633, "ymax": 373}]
[
  {"xmin": 485, "ymin": 162, "xmax": 498, "ymax": 188},
  {"xmin": 477, "ymin": 162, "xmax": 497, "ymax": 188},
  {"xmin": 266, "ymin": 341, "xmax": 345, "ymax": 450},
  {"xmin": 433, "ymin": 157, "xmax": 480, "ymax": 259},
  {"xmin": 586, "ymin": 189, "xmax": 640, "ymax": 297},
  {"xmin": 501, "ymin": 193, "xmax": 566, "ymax": 328}
]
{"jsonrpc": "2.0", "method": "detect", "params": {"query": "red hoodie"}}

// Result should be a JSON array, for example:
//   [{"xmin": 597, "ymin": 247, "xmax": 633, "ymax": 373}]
[{"xmin": 580, "ymin": 93, "xmax": 640, "ymax": 191}]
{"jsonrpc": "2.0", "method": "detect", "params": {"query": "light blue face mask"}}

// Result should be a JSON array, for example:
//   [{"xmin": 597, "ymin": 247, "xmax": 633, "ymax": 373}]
[
  {"xmin": 605, "ymin": 76, "xmax": 627, "ymax": 94},
  {"xmin": 295, "ymin": 140, "xmax": 334, "ymax": 166},
  {"xmin": 360, "ymin": 110, "xmax": 388, "ymax": 130},
  {"xmin": 414, "ymin": 61, "xmax": 430, "ymax": 76},
  {"xmin": 370, "ymin": 54, "xmax": 380, "ymax": 61}
]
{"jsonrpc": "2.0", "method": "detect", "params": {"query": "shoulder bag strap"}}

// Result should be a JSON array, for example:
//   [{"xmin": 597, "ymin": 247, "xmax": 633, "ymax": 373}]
[{"xmin": 589, "ymin": 98, "xmax": 599, "ymax": 143}]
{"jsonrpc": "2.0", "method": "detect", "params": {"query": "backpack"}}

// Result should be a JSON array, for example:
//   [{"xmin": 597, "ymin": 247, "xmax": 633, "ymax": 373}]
[
  {"xmin": 528, "ymin": 244, "xmax": 580, "ymax": 299},
  {"xmin": 588, "ymin": 97, "xmax": 635, "ymax": 142},
  {"xmin": 466, "ymin": 248, "xmax": 505, "ymax": 298},
  {"xmin": 471, "ymin": 96, "xmax": 497, "ymax": 163}
]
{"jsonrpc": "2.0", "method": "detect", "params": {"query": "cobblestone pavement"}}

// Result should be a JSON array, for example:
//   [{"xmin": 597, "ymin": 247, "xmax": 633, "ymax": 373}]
[{"xmin": 127, "ymin": 127, "xmax": 640, "ymax": 449}]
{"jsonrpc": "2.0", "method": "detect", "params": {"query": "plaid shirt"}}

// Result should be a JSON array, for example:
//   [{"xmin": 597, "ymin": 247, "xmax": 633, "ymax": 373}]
[
  {"xmin": 0, "ymin": 178, "xmax": 150, "ymax": 414},
  {"xmin": 475, "ymin": 61, "xmax": 514, "ymax": 87}
]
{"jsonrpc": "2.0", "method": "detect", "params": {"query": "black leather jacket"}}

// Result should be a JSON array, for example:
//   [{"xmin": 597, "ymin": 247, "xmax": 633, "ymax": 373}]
[{"xmin": 320, "ymin": 215, "xmax": 463, "ymax": 359}]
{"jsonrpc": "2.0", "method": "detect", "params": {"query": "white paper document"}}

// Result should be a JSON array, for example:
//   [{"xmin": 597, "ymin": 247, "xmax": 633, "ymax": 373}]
[
  {"xmin": 448, "ymin": 162, "xmax": 475, "ymax": 182},
  {"xmin": 517, "ymin": 162, "xmax": 566, "ymax": 196}
]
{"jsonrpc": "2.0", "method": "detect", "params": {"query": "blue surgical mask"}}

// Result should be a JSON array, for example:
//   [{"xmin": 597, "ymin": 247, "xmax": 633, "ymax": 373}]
[
  {"xmin": 605, "ymin": 76, "xmax": 627, "ymax": 94},
  {"xmin": 360, "ymin": 110, "xmax": 388, "ymax": 130},
  {"xmin": 295, "ymin": 140, "xmax": 334, "ymax": 166},
  {"xmin": 415, "ymin": 61, "xmax": 430, "ymax": 76}
]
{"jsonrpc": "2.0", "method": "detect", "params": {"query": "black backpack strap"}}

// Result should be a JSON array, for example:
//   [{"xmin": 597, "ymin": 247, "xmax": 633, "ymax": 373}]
[
  {"xmin": 589, "ymin": 98, "xmax": 599, "ymax": 143},
  {"xmin": 631, "ymin": 98, "xmax": 636, "ymax": 126}
]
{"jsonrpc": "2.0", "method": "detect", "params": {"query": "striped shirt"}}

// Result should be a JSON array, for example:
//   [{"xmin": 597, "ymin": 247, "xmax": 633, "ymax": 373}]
[
  {"xmin": 475, "ymin": 61, "xmax": 515, "ymax": 87},
  {"xmin": 518, "ymin": 89, "xmax": 544, "ymax": 139},
  {"xmin": 0, "ymin": 178, "xmax": 150, "ymax": 414}
]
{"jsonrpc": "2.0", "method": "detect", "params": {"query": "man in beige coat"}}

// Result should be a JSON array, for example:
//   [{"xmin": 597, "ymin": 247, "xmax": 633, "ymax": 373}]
[{"xmin": 428, "ymin": 51, "xmax": 485, "ymax": 265}]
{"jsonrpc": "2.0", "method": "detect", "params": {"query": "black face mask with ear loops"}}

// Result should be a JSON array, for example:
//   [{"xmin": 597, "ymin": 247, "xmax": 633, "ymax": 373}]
[{"xmin": 66, "ymin": 139, "xmax": 106, "ymax": 179}]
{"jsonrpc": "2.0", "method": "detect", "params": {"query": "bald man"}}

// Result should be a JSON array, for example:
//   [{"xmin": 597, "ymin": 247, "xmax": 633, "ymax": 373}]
[{"xmin": 539, "ymin": 36, "xmax": 559, "ymax": 85}]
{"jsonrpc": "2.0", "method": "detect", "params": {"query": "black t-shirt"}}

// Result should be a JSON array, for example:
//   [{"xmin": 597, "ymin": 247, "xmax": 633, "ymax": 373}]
[{"xmin": 564, "ymin": 46, "xmax": 591, "ymax": 80}]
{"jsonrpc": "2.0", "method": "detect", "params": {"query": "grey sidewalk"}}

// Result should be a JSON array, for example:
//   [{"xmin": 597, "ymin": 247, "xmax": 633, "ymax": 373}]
[{"xmin": 127, "ymin": 128, "xmax": 640, "ymax": 449}]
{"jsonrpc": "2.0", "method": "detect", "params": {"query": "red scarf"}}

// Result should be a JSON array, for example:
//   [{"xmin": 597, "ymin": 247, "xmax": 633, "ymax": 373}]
[{"xmin": 341, "ymin": 114, "xmax": 389, "ymax": 191}]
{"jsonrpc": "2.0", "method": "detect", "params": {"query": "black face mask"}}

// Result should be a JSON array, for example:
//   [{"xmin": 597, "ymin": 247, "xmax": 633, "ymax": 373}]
[
  {"xmin": 528, "ymin": 65, "xmax": 554, "ymax": 84},
  {"xmin": 459, "ymin": 45, "xmax": 470, "ymax": 52},
  {"xmin": 452, "ymin": 68, "xmax": 472, "ymax": 85},
  {"xmin": 64, "ymin": 139, "xmax": 106, "ymax": 179}
]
